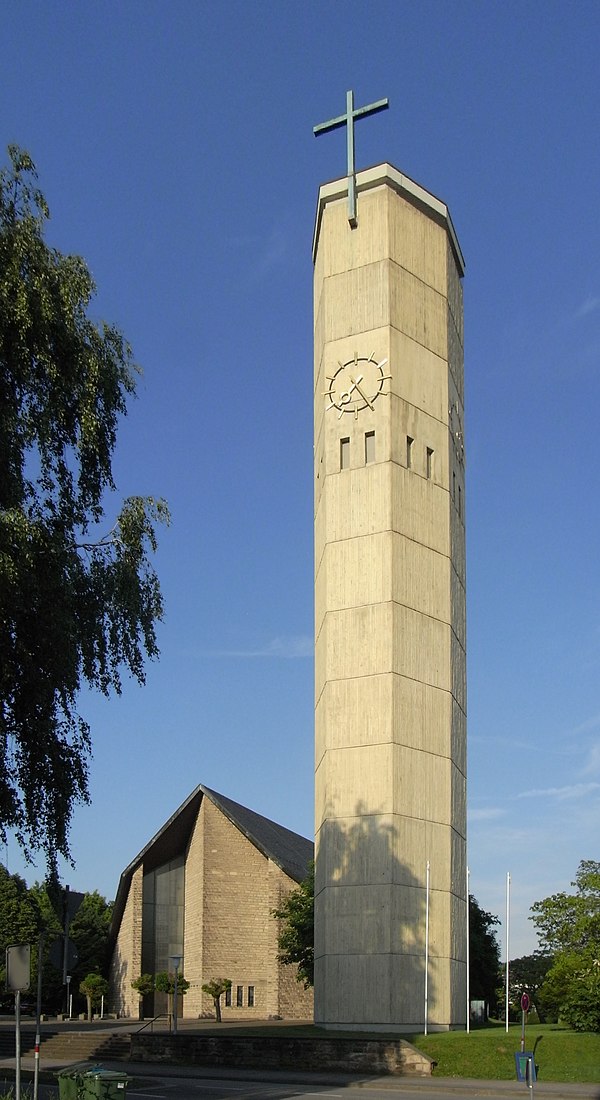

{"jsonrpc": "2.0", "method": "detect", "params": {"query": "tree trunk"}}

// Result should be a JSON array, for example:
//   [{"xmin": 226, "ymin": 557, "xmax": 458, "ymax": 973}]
[{"xmin": 214, "ymin": 996, "xmax": 222, "ymax": 1023}]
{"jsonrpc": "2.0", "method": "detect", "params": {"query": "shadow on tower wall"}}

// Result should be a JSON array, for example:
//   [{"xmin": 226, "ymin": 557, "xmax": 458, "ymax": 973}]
[{"xmin": 314, "ymin": 800, "xmax": 434, "ymax": 1031}]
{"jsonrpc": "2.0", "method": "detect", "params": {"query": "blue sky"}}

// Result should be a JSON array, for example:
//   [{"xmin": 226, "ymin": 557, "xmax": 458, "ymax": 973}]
[{"xmin": 2, "ymin": 0, "xmax": 599, "ymax": 960}]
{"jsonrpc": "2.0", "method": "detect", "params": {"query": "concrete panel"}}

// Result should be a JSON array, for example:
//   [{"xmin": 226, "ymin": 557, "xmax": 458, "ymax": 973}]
[
  {"xmin": 388, "ymin": 187, "xmax": 449, "ymax": 294},
  {"xmin": 316, "ymin": 811, "xmax": 397, "ymax": 890},
  {"xmin": 389, "ymin": 329, "xmax": 448, "ymax": 423},
  {"xmin": 391, "ymin": 602, "xmax": 452, "ymax": 691},
  {"xmin": 325, "ymin": 463, "xmax": 391, "ymax": 542},
  {"xmin": 315, "ymin": 951, "xmax": 395, "ymax": 1026},
  {"xmin": 325, "ymin": 603, "xmax": 393, "ymax": 681},
  {"xmin": 316, "ymin": 742, "xmax": 394, "ymax": 822},
  {"xmin": 322, "ymin": 261, "xmax": 390, "ymax": 344},
  {"xmin": 391, "ymin": 534, "xmax": 451, "ymax": 623},
  {"xmin": 318, "ymin": 674, "xmax": 395, "ymax": 751},
  {"xmin": 391, "ymin": 816, "xmax": 454, "ymax": 891},
  {"xmin": 325, "ymin": 532, "xmax": 392, "ymax": 610},
  {"xmin": 320, "ymin": 884, "xmax": 393, "ymax": 954},
  {"xmin": 392, "ymin": 743, "xmax": 452, "ymax": 824},
  {"xmin": 389, "ymin": 260, "xmax": 448, "ymax": 360},
  {"xmin": 392, "ymin": 676, "xmax": 452, "ymax": 758},
  {"xmin": 391, "ymin": 464, "xmax": 450, "ymax": 556}
]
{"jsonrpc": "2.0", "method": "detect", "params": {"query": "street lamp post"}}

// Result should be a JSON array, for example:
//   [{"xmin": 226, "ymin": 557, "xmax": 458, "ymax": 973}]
[{"xmin": 169, "ymin": 955, "xmax": 183, "ymax": 1036}]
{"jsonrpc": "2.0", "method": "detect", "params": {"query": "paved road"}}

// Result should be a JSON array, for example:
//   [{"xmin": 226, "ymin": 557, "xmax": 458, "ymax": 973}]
[{"xmin": 6, "ymin": 1063, "xmax": 598, "ymax": 1100}]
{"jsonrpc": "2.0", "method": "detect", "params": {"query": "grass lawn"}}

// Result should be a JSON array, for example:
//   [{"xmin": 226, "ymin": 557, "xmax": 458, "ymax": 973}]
[{"xmin": 411, "ymin": 1022, "xmax": 600, "ymax": 1083}]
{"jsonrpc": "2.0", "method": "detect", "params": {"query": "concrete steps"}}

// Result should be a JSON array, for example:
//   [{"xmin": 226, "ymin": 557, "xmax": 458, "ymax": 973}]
[{"xmin": 0, "ymin": 1029, "xmax": 131, "ymax": 1062}]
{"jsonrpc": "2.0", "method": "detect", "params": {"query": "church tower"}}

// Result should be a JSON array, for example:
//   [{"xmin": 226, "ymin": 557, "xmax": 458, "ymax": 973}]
[{"xmin": 313, "ymin": 157, "xmax": 467, "ymax": 1030}]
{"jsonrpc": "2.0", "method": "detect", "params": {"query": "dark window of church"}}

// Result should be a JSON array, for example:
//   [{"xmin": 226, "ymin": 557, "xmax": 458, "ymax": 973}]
[
  {"xmin": 225, "ymin": 986, "xmax": 231, "ymax": 1007},
  {"xmin": 247, "ymin": 986, "xmax": 255, "ymax": 1007},
  {"xmin": 340, "ymin": 437, "xmax": 350, "ymax": 470},
  {"xmin": 458, "ymin": 484, "xmax": 462, "ymax": 518},
  {"xmin": 236, "ymin": 985, "xmax": 243, "ymax": 1007},
  {"xmin": 406, "ymin": 436, "xmax": 413, "ymax": 468},
  {"xmin": 426, "ymin": 447, "xmax": 434, "ymax": 479},
  {"xmin": 365, "ymin": 431, "xmax": 375, "ymax": 464}
]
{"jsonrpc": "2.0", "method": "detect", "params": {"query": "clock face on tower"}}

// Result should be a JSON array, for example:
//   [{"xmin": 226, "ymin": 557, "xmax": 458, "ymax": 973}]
[{"xmin": 324, "ymin": 352, "xmax": 391, "ymax": 419}]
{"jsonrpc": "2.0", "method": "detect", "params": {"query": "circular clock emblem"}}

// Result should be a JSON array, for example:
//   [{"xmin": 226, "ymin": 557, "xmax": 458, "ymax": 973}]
[{"xmin": 324, "ymin": 352, "xmax": 391, "ymax": 419}]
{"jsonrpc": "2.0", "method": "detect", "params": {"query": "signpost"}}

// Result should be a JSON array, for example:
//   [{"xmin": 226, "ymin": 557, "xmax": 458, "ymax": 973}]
[
  {"xmin": 6, "ymin": 944, "xmax": 31, "ymax": 1100},
  {"xmin": 515, "ymin": 991, "xmax": 535, "ymax": 1094}
]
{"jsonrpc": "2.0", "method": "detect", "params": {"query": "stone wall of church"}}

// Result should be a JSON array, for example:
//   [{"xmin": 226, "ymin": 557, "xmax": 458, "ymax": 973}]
[
  {"xmin": 108, "ymin": 864, "xmax": 143, "ymax": 1018},
  {"xmin": 195, "ymin": 797, "xmax": 312, "ymax": 1021}
]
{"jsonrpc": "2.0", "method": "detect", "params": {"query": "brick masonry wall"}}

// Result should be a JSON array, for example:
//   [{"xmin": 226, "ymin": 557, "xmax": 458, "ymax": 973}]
[
  {"xmin": 109, "ymin": 864, "xmax": 143, "ymax": 1018},
  {"xmin": 109, "ymin": 793, "xmax": 313, "ymax": 1022}
]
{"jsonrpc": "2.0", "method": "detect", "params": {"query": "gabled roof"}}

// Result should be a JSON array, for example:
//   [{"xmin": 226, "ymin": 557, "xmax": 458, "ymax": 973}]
[{"xmin": 109, "ymin": 784, "xmax": 313, "ymax": 944}]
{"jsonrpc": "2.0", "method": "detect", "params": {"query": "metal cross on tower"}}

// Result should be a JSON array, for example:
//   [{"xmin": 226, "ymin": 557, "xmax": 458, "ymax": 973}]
[{"xmin": 314, "ymin": 90, "xmax": 389, "ymax": 227}]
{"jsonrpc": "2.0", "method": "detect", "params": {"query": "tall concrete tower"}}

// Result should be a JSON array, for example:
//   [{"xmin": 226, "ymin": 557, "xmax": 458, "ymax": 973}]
[{"xmin": 313, "ymin": 163, "xmax": 467, "ymax": 1030}]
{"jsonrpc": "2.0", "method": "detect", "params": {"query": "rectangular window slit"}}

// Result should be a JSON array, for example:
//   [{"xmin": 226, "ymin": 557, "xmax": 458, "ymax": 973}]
[
  {"xmin": 340, "ymin": 437, "xmax": 350, "ymax": 470},
  {"xmin": 406, "ymin": 436, "xmax": 414, "ymax": 468},
  {"xmin": 247, "ymin": 985, "xmax": 255, "ymax": 1007},
  {"xmin": 236, "ymin": 985, "xmax": 243, "ymax": 1007},
  {"xmin": 365, "ymin": 431, "xmax": 375, "ymax": 464},
  {"xmin": 426, "ymin": 447, "xmax": 434, "ymax": 479}
]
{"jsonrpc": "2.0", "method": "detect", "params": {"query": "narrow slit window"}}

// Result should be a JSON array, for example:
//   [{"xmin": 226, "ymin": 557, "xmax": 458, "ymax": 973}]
[
  {"xmin": 453, "ymin": 471, "xmax": 456, "ymax": 500},
  {"xmin": 236, "ymin": 985, "xmax": 243, "ymax": 1007},
  {"xmin": 247, "ymin": 986, "xmax": 255, "ymax": 1007},
  {"xmin": 458, "ymin": 484, "xmax": 462, "ymax": 518},
  {"xmin": 365, "ymin": 431, "xmax": 375, "ymax": 464},
  {"xmin": 406, "ymin": 436, "xmax": 414, "ymax": 468},
  {"xmin": 340, "ymin": 437, "xmax": 350, "ymax": 470},
  {"xmin": 225, "ymin": 986, "xmax": 231, "ymax": 1007},
  {"xmin": 426, "ymin": 447, "xmax": 434, "ymax": 479}
]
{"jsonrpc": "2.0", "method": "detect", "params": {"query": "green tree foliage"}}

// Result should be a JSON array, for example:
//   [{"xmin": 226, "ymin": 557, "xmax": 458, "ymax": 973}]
[
  {"xmin": 272, "ymin": 862, "xmax": 314, "ymax": 988},
  {"xmin": 469, "ymin": 895, "xmax": 501, "ymax": 1014},
  {"xmin": 131, "ymin": 973, "xmax": 154, "ymax": 998},
  {"xmin": 70, "ymin": 891, "xmax": 113, "ymax": 981},
  {"xmin": 508, "ymin": 953, "xmax": 553, "ymax": 1019},
  {"xmin": 0, "ymin": 146, "xmax": 169, "ymax": 869},
  {"xmin": 201, "ymin": 977, "xmax": 231, "ymax": 1023},
  {"xmin": 530, "ymin": 860, "xmax": 600, "ymax": 954},
  {"xmin": 155, "ymin": 970, "xmax": 189, "ymax": 1020},
  {"xmin": 79, "ymin": 972, "xmax": 108, "ymax": 1021},
  {"xmin": 531, "ymin": 861, "xmax": 600, "ymax": 1031},
  {"xmin": 0, "ymin": 865, "xmax": 41, "ymax": 986}
]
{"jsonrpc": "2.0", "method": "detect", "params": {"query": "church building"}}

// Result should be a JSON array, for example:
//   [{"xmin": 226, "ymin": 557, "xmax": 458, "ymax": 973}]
[{"xmin": 108, "ymin": 784, "xmax": 314, "ymax": 1021}]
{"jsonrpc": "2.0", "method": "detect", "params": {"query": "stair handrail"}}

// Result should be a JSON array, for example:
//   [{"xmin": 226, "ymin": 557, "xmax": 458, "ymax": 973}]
[{"xmin": 135, "ymin": 1013, "xmax": 171, "ymax": 1034}]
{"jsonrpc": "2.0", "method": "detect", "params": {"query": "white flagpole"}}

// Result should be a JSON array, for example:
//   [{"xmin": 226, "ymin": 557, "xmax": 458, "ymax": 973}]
[
  {"xmin": 466, "ymin": 865, "xmax": 470, "ymax": 1033},
  {"xmin": 424, "ymin": 860, "xmax": 430, "ymax": 1036},
  {"xmin": 505, "ymin": 872, "xmax": 511, "ymax": 1033}
]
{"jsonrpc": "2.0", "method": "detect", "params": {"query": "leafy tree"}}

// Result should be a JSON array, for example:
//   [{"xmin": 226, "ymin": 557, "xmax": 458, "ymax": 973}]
[
  {"xmin": 70, "ymin": 891, "xmax": 113, "ymax": 981},
  {"xmin": 79, "ymin": 972, "xmax": 108, "ymax": 1022},
  {"xmin": 0, "ymin": 145, "xmax": 169, "ymax": 870},
  {"xmin": 272, "ymin": 863, "xmax": 314, "ymax": 988},
  {"xmin": 508, "ymin": 953, "xmax": 553, "ymax": 1019},
  {"xmin": 131, "ymin": 973, "xmax": 154, "ymax": 998},
  {"xmin": 531, "ymin": 861, "xmax": 600, "ymax": 1031},
  {"xmin": 469, "ymin": 895, "xmax": 501, "ymax": 1015},
  {"xmin": 155, "ymin": 970, "xmax": 189, "ymax": 1019},
  {"xmin": 0, "ymin": 865, "xmax": 42, "ymax": 989},
  {"xmin": 201, "ymin": 978, "xmax": 231, "ymax": 1023},
  {"xmin": 530, "ymin": 860, "xmax": 600, "ymax": 954}
]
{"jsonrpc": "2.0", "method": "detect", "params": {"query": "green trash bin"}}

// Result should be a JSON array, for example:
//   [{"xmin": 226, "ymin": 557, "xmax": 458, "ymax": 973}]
[
  {"xmin": 55, "ymin": 1064, "xmax": 94, "ymax": 1100},
  {"xmin": 79, "ymin": 1069, "xmax": 133, "ymax": 1100}
]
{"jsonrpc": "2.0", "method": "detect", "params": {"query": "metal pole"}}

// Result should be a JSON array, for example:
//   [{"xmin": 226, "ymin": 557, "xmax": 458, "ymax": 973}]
[
  {"xmin": 505, "ymin": 872, "xmax": 511, "ymax": 1033},
  {"xmin": 33, "ymin": 933, "xmax": 44, "ymax": 1100},
  {"xmin": 173, "ymin": 963, "xmax": 179, "ymax": 1037},
  {"xmin": 15, "ymin": 989, "xmax": 21, "ymax": 1100},
  {"xmin": 466, "ymin": 866, "xmax": 470, "ymax": 1033},
  {"xmin": 424, "ymin": 861, "xmax": 430, "ymax": 1036}
]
